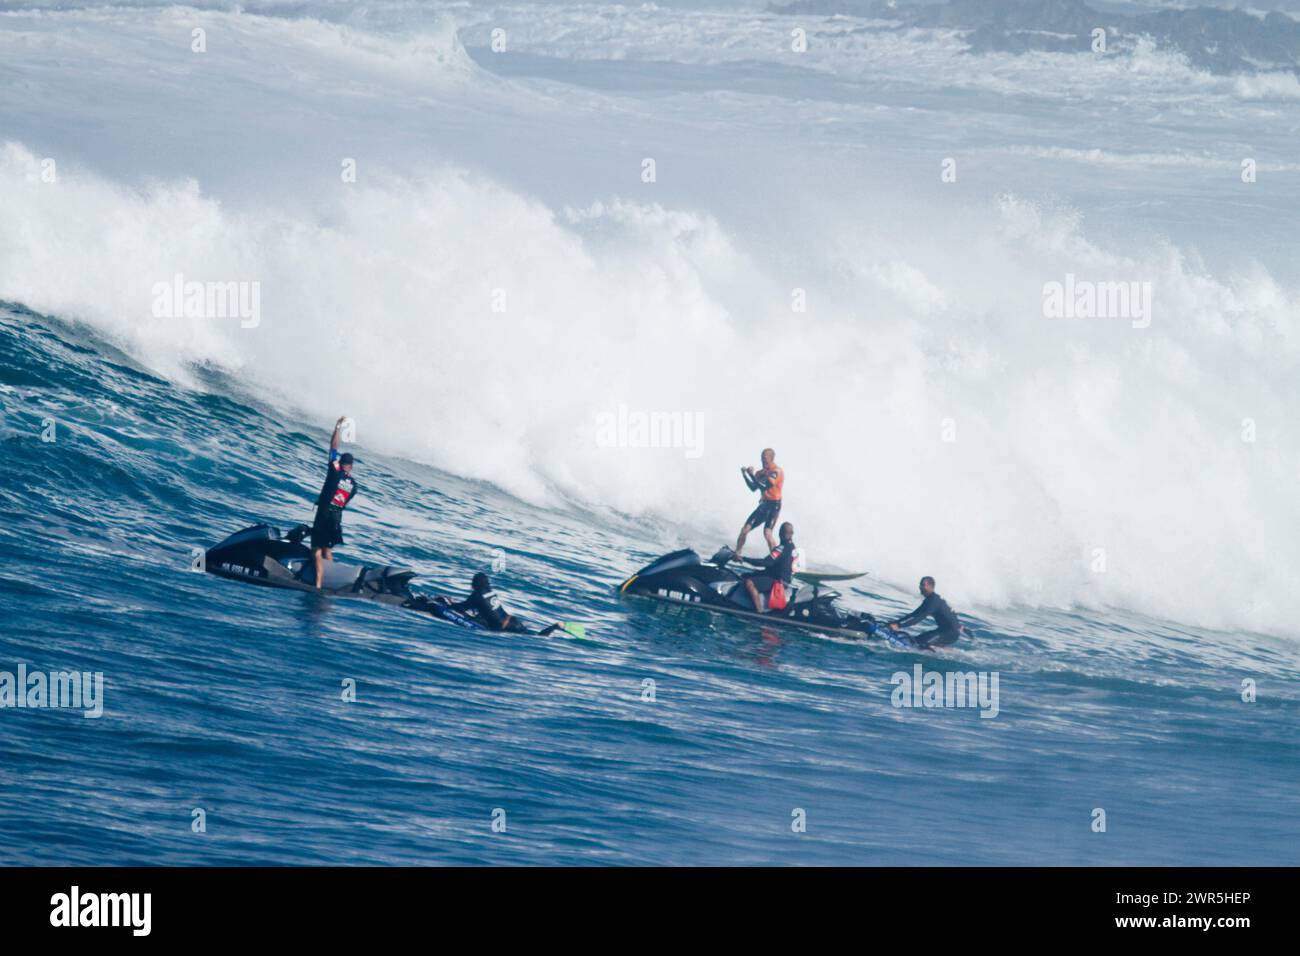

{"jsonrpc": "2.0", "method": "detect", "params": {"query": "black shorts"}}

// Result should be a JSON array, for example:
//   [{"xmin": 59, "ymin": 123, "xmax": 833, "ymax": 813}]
[
  {"xmin": 744, "ymin": 498, "xmax": 782, "ymax": 530},
  {"xmin": 311, "ymin": 507, "xmax": 344, "ymax": 550}
]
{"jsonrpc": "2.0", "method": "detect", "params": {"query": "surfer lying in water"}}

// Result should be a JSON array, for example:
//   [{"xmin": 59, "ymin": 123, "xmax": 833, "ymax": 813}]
[
  {"xmin": 889, "ymin": 576, "xmax": 963, "ymax": 648},
  {"xmin": 447, "ymin": 572, "xmax": 526, "ymax": 633},
  {"xmin": 433, "ymin": 572, "xmax": 574, "ymax": 637}
]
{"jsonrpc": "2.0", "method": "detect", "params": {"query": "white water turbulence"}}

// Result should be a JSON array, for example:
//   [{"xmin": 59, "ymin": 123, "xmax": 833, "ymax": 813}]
[{"xmin": 1, "ymin": 1, "xmax": 1298, "ymax": 638}]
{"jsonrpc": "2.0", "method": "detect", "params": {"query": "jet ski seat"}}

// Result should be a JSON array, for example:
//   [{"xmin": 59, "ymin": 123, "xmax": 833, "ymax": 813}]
[{"xmin": 725, "ymin": 578, "xmax": 804, "ymax": 611}]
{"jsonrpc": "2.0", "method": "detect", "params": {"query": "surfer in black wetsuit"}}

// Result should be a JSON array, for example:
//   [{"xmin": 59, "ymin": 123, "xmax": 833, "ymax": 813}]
[
  {"xmin": 741, "ymin": 521, "xmax": 798, "ymax": 614},
  {"xmin": 311, "ymin": 416, "xmax": 359, "ymax": 588},
  {"xmin": 450, "ymin": 573, "xmax": 526, "ymax": 633},
  {"xmin": 889, "ymin": 576, "xmax": 963, "ymax": 648}
]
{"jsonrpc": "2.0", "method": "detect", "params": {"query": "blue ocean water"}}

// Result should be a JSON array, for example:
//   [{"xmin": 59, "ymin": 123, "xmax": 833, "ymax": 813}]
[{"xmin": 2, "ymin": 304, "xmax": 1296, "ymax": 866}]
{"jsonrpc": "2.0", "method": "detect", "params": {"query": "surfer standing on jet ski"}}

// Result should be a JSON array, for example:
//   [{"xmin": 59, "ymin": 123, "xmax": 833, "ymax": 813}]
[
  {"xmin": 311, "ymin": 415, "xmax": 359, "ymax": 588},
  {"xmin": 888, "ymin": 577, "xmax": 963, "ymax": 648},
  {"xmin": 733, "ymin": 447, "xmax": 784, "ymax": 562},
  {"xmin": 740, "ymin": 521, "xmax": 799, "ymax": 614}
]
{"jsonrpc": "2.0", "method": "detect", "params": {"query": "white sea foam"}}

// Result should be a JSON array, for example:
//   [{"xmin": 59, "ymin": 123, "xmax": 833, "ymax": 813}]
[{"xmin": 1, "ymin": 3, "xmax": 1297, "ymax": 635}]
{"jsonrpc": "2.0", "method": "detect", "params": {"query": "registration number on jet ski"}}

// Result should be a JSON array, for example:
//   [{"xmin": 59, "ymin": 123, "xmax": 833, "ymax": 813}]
[{"xmin": 218, "ymin": 562, "xmax": 266, "ymax": 578}]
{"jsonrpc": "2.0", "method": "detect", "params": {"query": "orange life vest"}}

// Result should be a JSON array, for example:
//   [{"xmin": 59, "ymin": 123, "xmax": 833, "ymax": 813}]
[{"xmin": 758, "ymin": 464, "xmax": 784, "ymax": 501}]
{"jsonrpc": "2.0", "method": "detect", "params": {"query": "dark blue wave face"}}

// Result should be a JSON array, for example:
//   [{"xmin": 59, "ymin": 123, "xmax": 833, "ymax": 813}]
[{"xmin": 0, "ymin": 305, "xmax": 1297, "ymax": 865}]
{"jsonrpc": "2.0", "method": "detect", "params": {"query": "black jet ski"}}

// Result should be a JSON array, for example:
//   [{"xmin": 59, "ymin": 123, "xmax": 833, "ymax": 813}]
[
  {"xmin": 619, "ymin": 546, "xmax": 893, "ymax": 642},
  {"xmin": 204, "ymin": 523, "xmax": 417, "ymax": 603},
  {"xmin": 204, "ymin": 523, "xmax": 586, "ymax": 637}
]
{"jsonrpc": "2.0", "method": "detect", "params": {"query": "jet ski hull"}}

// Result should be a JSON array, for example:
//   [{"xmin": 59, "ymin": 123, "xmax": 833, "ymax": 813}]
[
  {"xmin": 204, "ymin": 523, "xmax": 416, "ymax": 604},
  {"xmin": 204, "ymin": 524, "xmax": 580, "ymax": 637},
  {"xmin": 619, "ymin": 548, "xmax": 878, "ymax": 640}
]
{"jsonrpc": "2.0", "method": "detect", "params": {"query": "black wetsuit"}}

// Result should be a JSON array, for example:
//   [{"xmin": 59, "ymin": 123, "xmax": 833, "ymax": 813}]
[
  {"xmin": 452, "ymin": 589, "xmax": 525, "ymax": 633},
  {"xmin": 743, "ymin": 540, "xmax": 797, "ymax": 605},
  {"xmin": 894, "ymin": 592, "xmax": 961, "ymax": 647},
  {"xmin": 311, "ymin": 450, "xmax": 358, "ymax": 550},
  {"xmin": 762, "ymin": 542, "xmax": 797, "ymax": 584}
]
